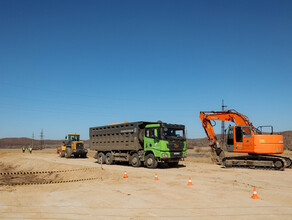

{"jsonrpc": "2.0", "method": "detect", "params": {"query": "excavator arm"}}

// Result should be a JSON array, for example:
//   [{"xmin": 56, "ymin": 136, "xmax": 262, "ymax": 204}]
[{"xmin": 199, "ymin": 109, "xmax": 254, "ymax": 164}]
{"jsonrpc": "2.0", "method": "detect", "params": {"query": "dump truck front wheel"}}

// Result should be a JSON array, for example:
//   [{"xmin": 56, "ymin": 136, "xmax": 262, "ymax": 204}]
[{"xmin": 145, "ymin": 154, "xmax": 158, "ymax": 169}]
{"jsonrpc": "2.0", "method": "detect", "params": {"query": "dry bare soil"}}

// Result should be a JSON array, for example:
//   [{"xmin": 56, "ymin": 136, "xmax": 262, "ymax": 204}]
[{"xmin": 0, "ymin": 149, "xmax": 292, "ymax": 219}]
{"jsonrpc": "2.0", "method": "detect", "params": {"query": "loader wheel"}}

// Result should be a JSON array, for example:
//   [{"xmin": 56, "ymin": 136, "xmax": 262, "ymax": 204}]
[
  {"xmin": 65, "ymin": 148, "xmax": 72, "ymax": 158},
  {"xmin": 81, "ymin": 153, "xmax": 87, "ymax": 158},
  {"xmin": 60, "ymin": 150, "xmax": 65, "ymax": 158},
  {"xmin": 105, "ymin": 152, "xmax": 114, "ymax": 165},
  {"xmin": 145, "ymin": 154, "xmax": 158, "ymax": 169},
  {"xmin": 131, "ymin": 153, "xmax": 141, "ymax": 167},
  {"xmin": 97, "ymin": 152, "xmax": 106, "ymax": 164}
]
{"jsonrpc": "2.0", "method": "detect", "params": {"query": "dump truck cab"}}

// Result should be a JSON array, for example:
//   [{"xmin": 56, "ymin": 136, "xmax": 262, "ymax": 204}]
[
  {"xmin": 144, "ymin": 123, "xmax": 187, "ymax": 168},
  {"xmin": 59, "ymin": 134, "xmax": 88, "ymax": 158}
]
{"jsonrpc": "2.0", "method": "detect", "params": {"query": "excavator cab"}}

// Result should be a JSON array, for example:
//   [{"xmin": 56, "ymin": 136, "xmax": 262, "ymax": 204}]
[
  {"xmin": 226, "ymin": 126, "xmax": 253, "ymax": 153},
  {"xmin": 226, "ymin": 126, "xmax": 234, "ymax": 151}
]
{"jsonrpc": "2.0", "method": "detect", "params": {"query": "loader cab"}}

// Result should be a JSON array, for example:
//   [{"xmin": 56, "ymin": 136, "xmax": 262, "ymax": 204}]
[
  {"xmin": 226, "ymin": 126, "xmax": 252, "ymax": 152},
  {"xmin": 65, "ymin": 134, "xmax": 80, "ymax": 145},
  {"xmin": 68, "ymin": 134, "xmax": 80, "ymax": 141}
]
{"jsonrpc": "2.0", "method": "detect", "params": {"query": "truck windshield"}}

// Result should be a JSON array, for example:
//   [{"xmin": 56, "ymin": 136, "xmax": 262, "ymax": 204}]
[{"xmin": 163, "ymin": 128, "xmax": 184, "ymax": 138}]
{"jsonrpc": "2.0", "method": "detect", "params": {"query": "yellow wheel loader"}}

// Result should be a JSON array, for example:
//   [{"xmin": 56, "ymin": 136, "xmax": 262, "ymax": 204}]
[{"xmin": 59, "ymin": 134, "xmax": 88, "ymax": 158}]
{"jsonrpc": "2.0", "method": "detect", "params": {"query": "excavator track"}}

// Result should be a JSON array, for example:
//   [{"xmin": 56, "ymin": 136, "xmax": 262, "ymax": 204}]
[
  {"xmin": 262, "ymin": 155, "xmax": 292, "ymax": 168},
  {"xmin": 222, "ymin": 155, "xmax": 288, "ymax": 171}
]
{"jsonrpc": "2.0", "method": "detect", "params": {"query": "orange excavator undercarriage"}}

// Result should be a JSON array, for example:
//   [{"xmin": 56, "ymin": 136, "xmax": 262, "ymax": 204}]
[{"xmin": 200, "ymin": 109, "xmax": 292, "ymax": 171}]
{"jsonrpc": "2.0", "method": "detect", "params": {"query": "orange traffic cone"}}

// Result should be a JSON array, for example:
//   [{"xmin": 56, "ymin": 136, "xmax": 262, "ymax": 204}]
[
  {"xmin": 123, "ymin": 171, "xmax": 128, "ymax": 178},
  {"xmin": 154, "ymin": 173, "xmax": 159, "ymax": 180},
  {"xmin": 251, "ymin": 188, "xmax": 260, "ymax": 199},
  {"xmin": 187, "ymin": 177, "xmax": 193, "ymax": 186}
]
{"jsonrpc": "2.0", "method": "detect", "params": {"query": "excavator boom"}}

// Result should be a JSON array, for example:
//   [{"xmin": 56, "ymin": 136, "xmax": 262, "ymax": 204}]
[{"xmin": 200, "ymin": 110, "xmax": 254, "ymax": 147}]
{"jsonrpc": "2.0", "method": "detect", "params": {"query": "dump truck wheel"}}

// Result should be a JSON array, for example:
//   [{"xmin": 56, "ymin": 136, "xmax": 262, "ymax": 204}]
[
  {"xmin": 168, "ymin": 162, "xmax": 179, "ymax": 168},
  {"xmin": 131, "ymin": 153, "xmax": 141, "ymax": 167},
  {"xmin": 60, "ymin": 150, "xmax": 65, "ymax": 157},
  {"xmin": 145, "ymin": 154, "xmax": 158, "ymax": 169},
  {"xmin": 65, "ymin": 148, "xmax": 72, "ymax": 158},
  {"xmin": 97, "ymin": 152, "xmax": 106, "ymax": 164},
  {"xmin": 82, "ymin": 153, "xmax": 87, "ymax": 158},
  {"xmin": 105, "ymin": 152, "xmax": 113, "ymax": 165}
]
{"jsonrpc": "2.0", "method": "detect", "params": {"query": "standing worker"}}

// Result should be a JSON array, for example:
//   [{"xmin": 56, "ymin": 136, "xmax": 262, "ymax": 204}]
[
  {"xmin": 29, "ymin": 146, "xmax": 32, "ymax": 154},
  {"xmin": 22, "ymin": 146, "xmax": 25, "ymax": 153}
]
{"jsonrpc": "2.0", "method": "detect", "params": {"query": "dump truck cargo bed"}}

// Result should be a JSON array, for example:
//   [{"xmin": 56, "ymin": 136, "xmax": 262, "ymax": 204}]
[{"xmin": 89, "ymin": 121, "xmax": 156, "ymax": 151}]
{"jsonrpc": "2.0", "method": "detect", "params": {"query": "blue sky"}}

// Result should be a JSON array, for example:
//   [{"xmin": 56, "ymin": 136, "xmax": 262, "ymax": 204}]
[{"xmin": 0, "ymin": 0, "xmax": 291, "ymax": 139}]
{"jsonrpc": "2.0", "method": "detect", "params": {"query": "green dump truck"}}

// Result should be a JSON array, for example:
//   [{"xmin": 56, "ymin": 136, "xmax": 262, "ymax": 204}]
[{"xmin": 89, "ymin": 121, "xmax": 187, "ymax": 168}]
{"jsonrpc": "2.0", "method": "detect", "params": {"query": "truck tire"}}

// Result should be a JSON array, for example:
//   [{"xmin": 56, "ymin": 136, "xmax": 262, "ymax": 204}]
[
  {"xmin": 60, "ymin": 150, "xmax": 65, "ymax": 157},
  {"xmin": 131, "ymin": 153, "xmax": 141, "ymax": 167},
  {"xmin": 105, "ymin": 152, "xmax": 114, "ymax": 165},
  {"xmin": 97, "ymin": 152, "xmax": 106, "ymax": 164},
  {"xmin": 145, "ymin": 154, "xmax": 158, "ymax": 169},
  {"xmin": 168, "ymin": 161, "xmax": 179, "ymax": 168},
  {"xmin": 66, "ymin": 148, "xmax": 72, "ymax": 158}
]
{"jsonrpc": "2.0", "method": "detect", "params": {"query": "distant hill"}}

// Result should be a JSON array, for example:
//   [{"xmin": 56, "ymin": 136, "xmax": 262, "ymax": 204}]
[
  {"xmin": 0, "ymin": 138, "xmax": 63, "ymax": 149},
  {"xmin": 0, "ymin": 131, "xmax": 291, "ymax": 150}
]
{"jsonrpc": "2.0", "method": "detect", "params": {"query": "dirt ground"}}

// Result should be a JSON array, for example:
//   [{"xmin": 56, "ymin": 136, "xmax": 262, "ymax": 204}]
[{"xmin": 0, "ymin": 148, "xmax": 292, "ymax": 219}]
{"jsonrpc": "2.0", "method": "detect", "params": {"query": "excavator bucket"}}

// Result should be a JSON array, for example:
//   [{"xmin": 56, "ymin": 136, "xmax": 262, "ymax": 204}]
[{"xmin": 210, "ymin": 145, "xmax": 226, "ymax": 165}]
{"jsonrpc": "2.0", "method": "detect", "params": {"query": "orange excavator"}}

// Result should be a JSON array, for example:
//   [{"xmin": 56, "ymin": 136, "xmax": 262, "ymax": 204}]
[{"xmin": 200, "ymin": 109, "xmax": 291, "ymax": 170}]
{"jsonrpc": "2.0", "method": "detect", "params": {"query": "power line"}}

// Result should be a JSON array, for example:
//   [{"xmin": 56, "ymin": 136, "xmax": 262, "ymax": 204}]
[{"xmin": 40, "ymin": 129, "xmax": 44, "ymax": 150}]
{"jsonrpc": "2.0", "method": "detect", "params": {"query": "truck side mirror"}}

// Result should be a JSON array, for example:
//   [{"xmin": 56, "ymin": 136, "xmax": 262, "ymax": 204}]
[{"xmin": 65, "ymin": 136, "xmax": 67, "ymax": 139}]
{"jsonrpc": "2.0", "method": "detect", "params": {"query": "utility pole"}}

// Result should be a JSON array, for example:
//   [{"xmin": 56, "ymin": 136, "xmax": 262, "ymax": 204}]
[
  {"xmin": 40, "ymin": 129, "xmax": 44, "ymax": 150},
  {"xmin": 221, "ymin": 99, "xmax": 227, "ymax": 146},
  {"xmin": 32, "ymin": 133, "xmax": 34, "ymax": 149}
]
